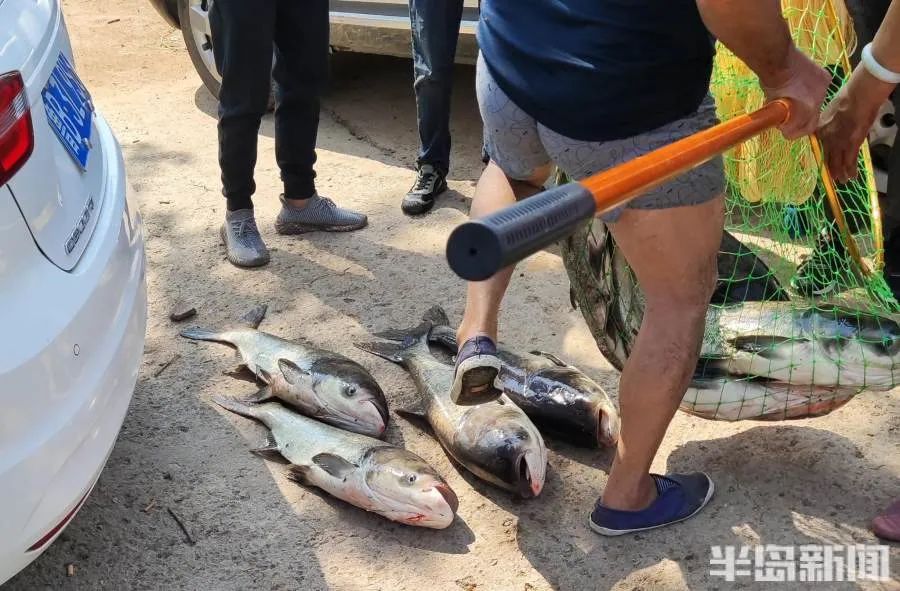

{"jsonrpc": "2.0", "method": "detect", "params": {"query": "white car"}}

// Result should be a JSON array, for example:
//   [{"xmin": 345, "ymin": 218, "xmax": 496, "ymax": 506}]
[{"xmin": 0, "ymin": 0, "xmax": 147, "ymax": 584}]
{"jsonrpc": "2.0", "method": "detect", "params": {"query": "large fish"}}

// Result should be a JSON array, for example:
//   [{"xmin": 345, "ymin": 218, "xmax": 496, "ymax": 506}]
[
  {"xmin": 417, "ymin": 306, "xmax": 619, "ymax": 448},
  {"xmin": 355, "ymin": 323, "xmax": 547, "ymax": 498},
  {"xmin": 182, "ymin": 310, "xmax": 388, "ymax": 437},
  {"xmin": 683, "ymin": 367, "xmax": 860, "ymax": 421},
  {"xmin": 213, "ymin": 395, "xmax": 458, "ymax": 529},
  {"xmin": 699, "ymin": 302, "xmax": 900, "ymax": 390},
  {"xmin": 562, "ymin": 219, "xmax": 884, "ymax": 420}
]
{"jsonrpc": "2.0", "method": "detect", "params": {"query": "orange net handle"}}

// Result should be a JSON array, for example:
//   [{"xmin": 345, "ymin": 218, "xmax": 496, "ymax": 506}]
[{"xmin": 580, "ymin": 100, "xmax": 792, "ymax": 214}]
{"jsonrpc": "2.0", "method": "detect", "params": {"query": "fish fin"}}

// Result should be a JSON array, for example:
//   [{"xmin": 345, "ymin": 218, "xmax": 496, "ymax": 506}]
[
  {"xmin": 239, "ymin": 386, "xmax": 275, "ymax": 404},
  {"xmin": 223, "ymin": 365, "xmax": 256, "ymax": 383},
  {"xmin": 239, "ymin": 304, "xmax": 268, "ymax": 329},
  {"xmin": 257, "ymin": 367, "xmax": 273, "ymax": 384},
  {"xmin": 395, "ymin": 409, "xmax": 435, "ymax": 437},
  {"xmin": 421, "ymin": 306, "xmax": 451, "ymax": 327},
  {"xmin": 529, "ymin": 350, "xmax": 569, "ymax": 367},
  {"xmin": 286, "ymin": 465, "xmax": 313, "ymax": 485},
  {"xmin": 569, "ymin": 286, "xmax": 578, "ymax": 310},
  {"xmin": 354, "ymin": 340, "xmax": 408, "ymax": 364},
  {"xmin": 180, "ymin": 327, "xmax": 224, "ymax": 343},
  {"xmin": 730, "ymin": 335, "xmax": 794, "ymax": 357},
  {"xmin": 249, "ymin": 432, "xmax": 287, "ymax": 463},
  {"xmin": 277, "ymin": 358, "xmax": 313, "ymax": 387},
  {"xmin": 212, "ymin": 395, "xmax": 262, "ymax": 420},
  {"xmin": 312, "ymin": 453, "xmax": 358, "ymax": 480}
]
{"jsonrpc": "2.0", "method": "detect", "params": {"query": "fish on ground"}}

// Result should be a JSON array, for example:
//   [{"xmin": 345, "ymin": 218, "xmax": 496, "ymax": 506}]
[
  {"xmin": 214, "ymin": 395, "xmax": 458, "ymax": 529},
  {"xmin": 181, "ymin": 308, "xmax": 388, "ymax": 437},
  {"xmin": 356, "ymin": 322, "xmax": 547, "ymax": 498},
  {"xmin": 418, "ymin": 306, "xmax": 620, "ymax": 448}
]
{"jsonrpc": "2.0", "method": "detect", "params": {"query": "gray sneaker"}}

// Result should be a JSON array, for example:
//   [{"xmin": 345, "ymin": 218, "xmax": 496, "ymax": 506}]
[
  {"xmin": 220, "ymin": 209, "xmax": 270, "ymax": 268},
  {"xmin": 275, "ymin": 194, "xmax": 368, "ymax": 235}
]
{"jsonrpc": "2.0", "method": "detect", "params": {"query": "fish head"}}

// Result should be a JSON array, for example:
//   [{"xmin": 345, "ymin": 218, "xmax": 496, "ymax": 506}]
[
  {"xmin": 301, "ymin": 358, "xmax": 390, "ymax": 437},
  {"xmin": 455, "ymin": 404, "xmax": 547, "ymax": 498},
  {"xmin": 362, "ymin": 447, "xmax": 458, "ymax": 529},
  {"xmin": 526, "ymin": 368, "xmax": 620, "ymax": 448}
]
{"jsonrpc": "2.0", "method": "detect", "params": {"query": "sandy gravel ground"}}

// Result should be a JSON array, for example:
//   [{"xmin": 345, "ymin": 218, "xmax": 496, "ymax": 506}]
[{"xmin": 6, "ymin": 1, "xmax": 900, "ymax": 589}]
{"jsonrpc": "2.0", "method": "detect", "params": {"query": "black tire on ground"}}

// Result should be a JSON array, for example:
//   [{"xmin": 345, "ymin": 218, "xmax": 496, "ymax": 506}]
[{"xmin": 176, "ymin": 0, "xmax": 222, "ymax": 99}]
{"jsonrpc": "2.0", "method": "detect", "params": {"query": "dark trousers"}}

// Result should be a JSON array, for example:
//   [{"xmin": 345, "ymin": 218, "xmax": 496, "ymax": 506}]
[
  {"xmin": 410, "ymin": 0, "xmax": 464, "ymax": 175},
  {"xmin": 210, "ymin": 0, "xmax": 328, "ymax": 210}
]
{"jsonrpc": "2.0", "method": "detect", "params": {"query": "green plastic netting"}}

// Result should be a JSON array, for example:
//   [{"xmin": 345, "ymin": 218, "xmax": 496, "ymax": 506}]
[{"xmin": 562, "ymin": 0, "xmax": 900, "ymax": 421}]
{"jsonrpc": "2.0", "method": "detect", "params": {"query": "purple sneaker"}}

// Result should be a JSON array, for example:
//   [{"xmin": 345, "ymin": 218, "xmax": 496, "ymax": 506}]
[
  {"xmin": 589, "ymin": 473, "xmax": 715, "ymax": 536},
  {"xmin": 450, "ymin": 335, "xmax": 503, "ymax": 405}
]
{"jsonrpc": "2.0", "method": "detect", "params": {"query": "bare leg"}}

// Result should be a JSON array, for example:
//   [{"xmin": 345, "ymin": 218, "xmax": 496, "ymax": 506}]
[
  {"xmin": 601, "ymin": 196, "xmax": 724, "ymax": 511},
  {"xmin": 456, "ymin": 161, "xmax": 552, "ymax": 344}
]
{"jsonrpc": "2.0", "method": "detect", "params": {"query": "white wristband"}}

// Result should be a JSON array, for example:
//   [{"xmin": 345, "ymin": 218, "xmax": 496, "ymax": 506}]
[{"xmin": 861, "ymin": 43, "xmax": 900, "ymax": 85}]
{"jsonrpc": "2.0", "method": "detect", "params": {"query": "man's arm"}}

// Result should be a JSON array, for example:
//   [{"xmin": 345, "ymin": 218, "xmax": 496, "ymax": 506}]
[
  {"xmin": 818, "ymin": 0, "xmax": 900, "ymax": 182},
  {"xmin": 696, "ymin": 0, "xmax": 831, "ymax": 139}
]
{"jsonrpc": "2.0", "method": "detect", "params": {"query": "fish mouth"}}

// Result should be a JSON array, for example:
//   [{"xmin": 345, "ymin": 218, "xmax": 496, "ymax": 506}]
[
  {"xmin": 357, "ymin": 399, "xmax": 387, "ymax": 436},
  {"xmin": 516, "ymin": 451, "xmax": 545, "ymax": 498},
  {"xmin": 433, "ymin": 481, "xmax": 459, "ymax": 514},
  {"xmin": 597, "ymin": 408, "xmax": 620, "ymax": 448},
  {"xmin": 363, "ymin": 397, "xmax": 390, "ymax": 432}
]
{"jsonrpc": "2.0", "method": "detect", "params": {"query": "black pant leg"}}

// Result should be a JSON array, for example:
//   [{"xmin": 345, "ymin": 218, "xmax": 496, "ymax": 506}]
[
  {"xmin": 271, "ymin": 0, "xmax": 329, "ymax": 200},
  {"xmin": 210, "ymin": 0, "xmax": 277, "ymax": 210}
]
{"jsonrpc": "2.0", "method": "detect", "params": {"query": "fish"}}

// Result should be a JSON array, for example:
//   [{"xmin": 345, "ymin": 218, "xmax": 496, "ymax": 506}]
[
  {"xmin": 355, "ymin": 323, "xmax": 547, "ymax": 498},
  {"xmin": 699, "ymin": 302, "xmax": 900, "ymax": 390},
  {"xmin": 415, "ymin": 306, "xmax": 620, "ymax": 448},
  {"xmin": 213, "ymin": 395, "xmax": 458, "ymax": 529},
  {"xmin": 683, "ymin": 367, "xmax": 860, "ymax": 421},
  {"xmin": 181, "ymin": 308, "xmax": 388, "ymax": 437}
]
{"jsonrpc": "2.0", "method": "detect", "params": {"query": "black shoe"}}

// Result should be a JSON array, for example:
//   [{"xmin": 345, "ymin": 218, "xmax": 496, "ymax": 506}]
[
  {"xmin": 790, "ymin": 225, "xmax": 853, "ymax": 297},
  {"xmin": 402, "ymin": 164, "xmax": 447, "ymax": 215}
]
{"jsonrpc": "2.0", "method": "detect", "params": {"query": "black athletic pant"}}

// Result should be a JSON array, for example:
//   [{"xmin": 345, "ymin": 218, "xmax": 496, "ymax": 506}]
[{"xmin": 210, "ymin": 0, "xmax": 328, "ymax": 211}]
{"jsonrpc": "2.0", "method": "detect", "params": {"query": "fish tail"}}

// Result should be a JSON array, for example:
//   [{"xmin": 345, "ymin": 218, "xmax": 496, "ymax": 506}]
[
  {"xmin": 422, "ymin": 306, "xmax": 450, "ymax": 328},
  {"xmin": 212, "ymin": 394, "xmax": 263, "ymax": 420},
  {"xmin": 356, "ymin": 321, "xmax": 431, "ymax": 364},
  {"xmin": 180, "ymin": 326, "xmax": 226, "ymax": 343},
  {"xmin": 239, "ymin": 304, "xmax": 267, "ymax": 329}
]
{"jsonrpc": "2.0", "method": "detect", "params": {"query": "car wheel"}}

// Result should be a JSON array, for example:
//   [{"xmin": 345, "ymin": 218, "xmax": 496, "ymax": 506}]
[{"xmin": 176, "ymin": 0, "xmax": 221, "ymax": 98}]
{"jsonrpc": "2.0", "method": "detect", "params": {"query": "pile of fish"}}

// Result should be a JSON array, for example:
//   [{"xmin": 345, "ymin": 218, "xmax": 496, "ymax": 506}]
[
  {"xmin": 563, "ymin": 219, "xmax": 900, "ymax": 421},
  {"xmin": 182, "ymin": 305, "xmax": 620, "ymax": 529}
]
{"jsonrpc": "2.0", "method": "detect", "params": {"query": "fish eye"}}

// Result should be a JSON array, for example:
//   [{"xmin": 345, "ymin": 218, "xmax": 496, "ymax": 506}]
[
  {"xmin": 406, "ymin": 474, "xmax": 416, "ymax": 484},
  {"xmin": 344, "ymin": 385, "xmax": 357, "ymax": 397}
]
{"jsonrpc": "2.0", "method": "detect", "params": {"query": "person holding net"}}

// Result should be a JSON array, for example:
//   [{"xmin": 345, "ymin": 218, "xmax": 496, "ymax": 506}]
[
  {"xmin": 816, "ymin": 0, "xmax": 900, "ymax": 542},
  {"xmin": 451, "ymin": 0, "xmax": 830, "ymax": 535}
]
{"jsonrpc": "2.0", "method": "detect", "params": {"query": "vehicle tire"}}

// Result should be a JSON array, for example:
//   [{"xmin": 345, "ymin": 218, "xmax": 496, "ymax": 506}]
[{"xmin": 177, "ymin": 0, "xmax": 221, "ymax": 98}]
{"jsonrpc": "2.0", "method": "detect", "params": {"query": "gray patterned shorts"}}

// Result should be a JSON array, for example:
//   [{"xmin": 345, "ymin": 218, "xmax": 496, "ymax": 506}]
[{"xmin": 477, "ymin": 56, "xmax": 726, "ymax": 222}]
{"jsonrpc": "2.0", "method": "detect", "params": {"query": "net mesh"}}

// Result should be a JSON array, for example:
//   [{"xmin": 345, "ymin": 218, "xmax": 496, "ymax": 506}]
[{"xmin": 562, "ymin": 0, "xmax": 900, "ymax": 421}]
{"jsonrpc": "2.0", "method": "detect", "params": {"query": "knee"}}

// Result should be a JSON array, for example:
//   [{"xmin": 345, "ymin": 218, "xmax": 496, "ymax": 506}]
[{"xmin": 646, "ymin": 257, "xmax": 717, "ymax": 318}]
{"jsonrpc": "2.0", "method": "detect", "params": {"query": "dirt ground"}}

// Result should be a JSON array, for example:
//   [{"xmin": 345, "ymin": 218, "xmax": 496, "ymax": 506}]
[{"xmin": 6, "ymin": 1, "xmax": 900, "ymax": 589}]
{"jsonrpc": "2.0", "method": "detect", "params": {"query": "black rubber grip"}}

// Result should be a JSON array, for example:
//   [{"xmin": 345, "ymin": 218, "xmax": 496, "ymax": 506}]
[{"xmin": 446, "ymin": 183, "xmax": 596, "ymax": 281}]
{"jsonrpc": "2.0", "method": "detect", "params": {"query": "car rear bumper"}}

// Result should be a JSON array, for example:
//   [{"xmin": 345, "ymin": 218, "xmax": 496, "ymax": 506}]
[
  {"xmin": 330, "ymin": 14, "xmax": 478, "ymax": 63},
  {"xmin": 0, "ymin": 112, "xmax": 147, "ymax": 585}
]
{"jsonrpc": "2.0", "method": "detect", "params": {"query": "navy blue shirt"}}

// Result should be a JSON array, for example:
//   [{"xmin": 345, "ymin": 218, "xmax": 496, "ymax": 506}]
[{"xmin": 478, "ymin": 0, "xmax": 716, "ymax": 141}]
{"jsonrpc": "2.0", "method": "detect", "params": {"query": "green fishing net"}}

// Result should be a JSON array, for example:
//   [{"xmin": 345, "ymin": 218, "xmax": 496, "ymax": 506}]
[{"xmin": 562, "ymin": 0, "xmax": 900, "ymax": 421}]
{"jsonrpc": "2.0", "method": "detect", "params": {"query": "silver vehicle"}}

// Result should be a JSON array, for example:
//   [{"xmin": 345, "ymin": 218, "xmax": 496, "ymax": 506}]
[{"xmin": 148, "ymin": 0, "xmax": 480, "ymax": 99}]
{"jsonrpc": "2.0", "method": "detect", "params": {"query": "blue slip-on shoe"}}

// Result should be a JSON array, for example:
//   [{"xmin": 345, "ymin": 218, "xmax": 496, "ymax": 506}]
[
  {"xmin": 589, "ymin": 472, "xmax": 715, "ymax": 536},
  {"xmin": 450, "ymin": 335, "xmax": 503, "ymax": 406}
]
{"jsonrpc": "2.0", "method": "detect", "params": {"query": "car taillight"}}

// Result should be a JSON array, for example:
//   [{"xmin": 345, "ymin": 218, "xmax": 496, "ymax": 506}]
[{"xmin": 0, "ymin": 71, "xmax": 34, "ymax": 187}]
